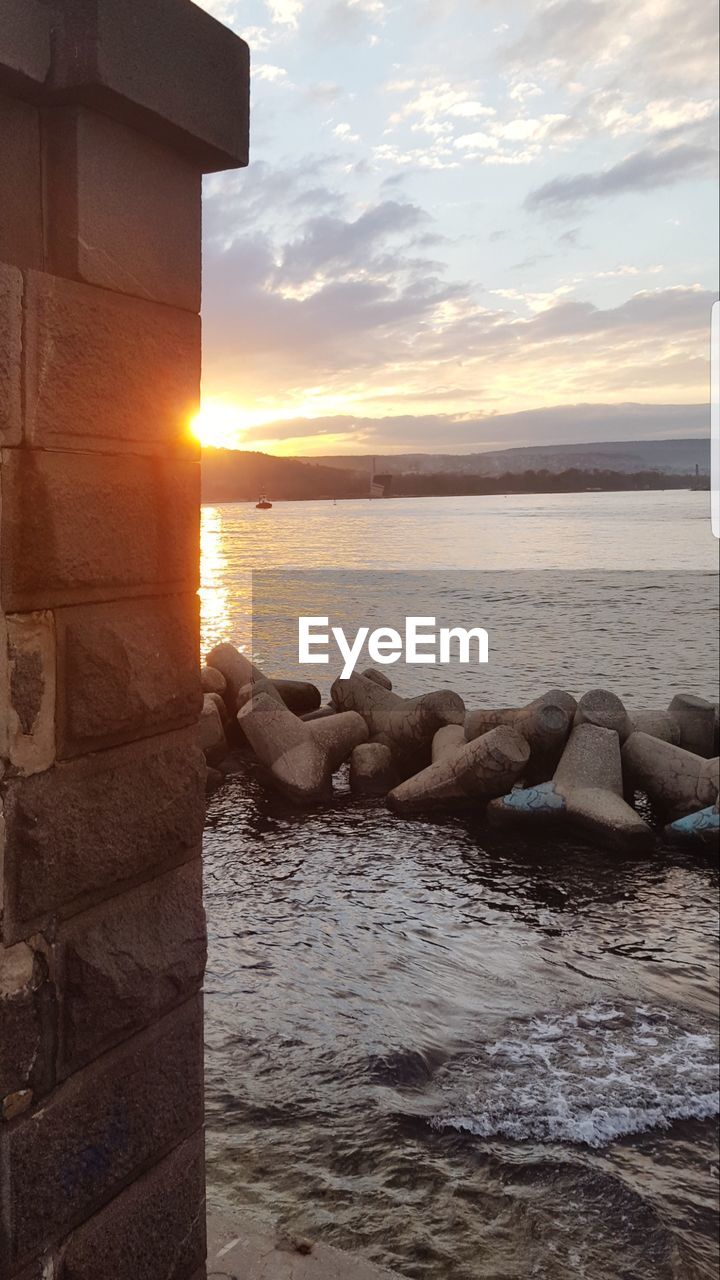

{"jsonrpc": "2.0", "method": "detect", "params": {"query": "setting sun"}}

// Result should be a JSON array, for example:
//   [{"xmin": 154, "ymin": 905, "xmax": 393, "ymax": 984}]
[{"xmin": 191, "ymin": 402, "xmax": 247, "ymax": 450}]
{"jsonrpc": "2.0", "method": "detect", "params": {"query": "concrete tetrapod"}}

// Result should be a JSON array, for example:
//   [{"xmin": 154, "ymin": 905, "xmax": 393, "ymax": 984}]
[
  {"xmin": 664, "ymin": 804, "xmax": 719, "ymax": 849},
  {"xmin": 238, "ymin": 690, "xmax": 368, "ymax": 804},
  {"xmin": 622, "ymin": 732, "xmax": 719, "ymax": 820},
  {"xmin": 631, "ymin": 710, "xmax": 680, "ymax": 745},
  {"xmin": 387, "ymin": 725, "xmax": 530, "ymax": 815},
  {"xmin": 574, "ymin": 688, "xmax": 633, "ymax": 742},
  {"xmin": 331, "ymin": 672, "xmax": 465, "ymax": 759},
  {"xmin": 200, "ymin": 694, "xmax": 227, "ymax": 765},
  {"xmin": 488, "ymin": 723, "xmax": 653, "ymax": 853},
  {"xmin": 667, "ymin": 694, "xmax": 716, "ymax": 757},
  {"xmin": 350, "ymin": 744, "xmax": 398, "ymax": 797},
  {"xmin": 465, "ymin": 689, "xmax": 576, "ymax": 782},
  {"xmin": 206, "ymin": 641, "xmax": 321, "ymax": 716}
]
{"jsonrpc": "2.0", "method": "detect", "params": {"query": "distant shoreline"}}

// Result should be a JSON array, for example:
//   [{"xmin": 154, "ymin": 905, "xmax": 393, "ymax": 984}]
[{"xmin": 201, "ymin": 477, "xmax": 710, "ymax": 505}]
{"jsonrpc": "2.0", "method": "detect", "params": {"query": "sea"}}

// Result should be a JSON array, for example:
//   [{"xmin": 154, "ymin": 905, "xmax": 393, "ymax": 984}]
[{"xmin": 201, "ymin": 490, "xmax": 719, "ymax": 1280}]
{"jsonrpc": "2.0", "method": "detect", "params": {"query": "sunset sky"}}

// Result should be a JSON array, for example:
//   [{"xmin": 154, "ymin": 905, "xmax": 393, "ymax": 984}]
[{"xmin": 193, "ymin": 0, "xmax": 718, "ymax": 455}]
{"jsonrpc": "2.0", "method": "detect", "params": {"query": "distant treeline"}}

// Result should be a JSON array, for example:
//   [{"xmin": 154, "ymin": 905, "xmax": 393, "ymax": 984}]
[
  {"xmin": 201, "ymin": 447, "xmax": 708, "ymax": 503},
  {"xmin": 387, "ymin": 469, "xmax": 709, "ymax": 498}
]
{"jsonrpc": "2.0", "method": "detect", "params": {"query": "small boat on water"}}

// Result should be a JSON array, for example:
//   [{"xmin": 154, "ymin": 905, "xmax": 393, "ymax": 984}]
[{"xmin": 256, "ymin": 494, "xmax": 273, "ymax": 510}]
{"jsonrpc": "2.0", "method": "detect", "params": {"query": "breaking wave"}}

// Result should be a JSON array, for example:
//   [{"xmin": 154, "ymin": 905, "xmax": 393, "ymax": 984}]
[{"xmin": 431, "ymin": 1003, "xmax": 719, "ymax": 1149}]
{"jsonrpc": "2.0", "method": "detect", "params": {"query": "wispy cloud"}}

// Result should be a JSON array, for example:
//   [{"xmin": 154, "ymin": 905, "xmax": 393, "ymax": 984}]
[{"xmin": 526, "ymin": 138, "xmax": 718, "ymax": 211}]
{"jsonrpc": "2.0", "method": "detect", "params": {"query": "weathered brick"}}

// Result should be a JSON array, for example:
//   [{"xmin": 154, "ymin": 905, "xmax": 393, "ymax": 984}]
[
  {"xmin": 0, "ymin": 0, "xmax": 51, "ymax": 95},
  {"xmin": 57, "ymin": 860, "xmax": 206, "ymax": 1077},
  {"xmin": 1, "ymin": 450, "xmax": 200, "ymax": 611},
  {"xmin": 4, "ymin": 612, "xmax": 56, "ymax": 776},
  {"xmin": 0, "ymin": 94, "xmax": 44, "ymax": 272},
  {"xmin": 1, "ymin": 997, "xmax": 204, "ymax": 1270},
  {"xmin": 2, "ymin": 727, "xmax": 205, "ymax": 937},
  {"xmin": 23, "ymin": 270, "xmax": 200, "ymax": 454},
  {"xmin": 43, "ymin": 107, "xmax": 202, "ymax": 310},
  {"xmin": 61, "ymin": 1131, "xmax": 206, "ymax": 1280},
  {"xmin": 55, "ymin": 595, "xmax": 201, "ymax": 758},
  {"xmin": 0, "ymin": 262, "xmax": 23, "ymax": 446},
  {"xmin": 46, "ymin": 0, "xmax": 249, "ymax": 173}
]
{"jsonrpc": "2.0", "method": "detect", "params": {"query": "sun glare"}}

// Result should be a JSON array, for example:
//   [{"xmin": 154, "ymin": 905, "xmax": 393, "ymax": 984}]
[{"xmin": 190, "ymin": 402, "xmax": 246, "ymax": 450}]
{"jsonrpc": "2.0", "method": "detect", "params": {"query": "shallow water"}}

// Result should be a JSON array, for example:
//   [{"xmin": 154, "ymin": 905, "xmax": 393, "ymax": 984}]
[{"xmin": 202, "ymin": 491, "xmax": 719, "ymax": 1280}]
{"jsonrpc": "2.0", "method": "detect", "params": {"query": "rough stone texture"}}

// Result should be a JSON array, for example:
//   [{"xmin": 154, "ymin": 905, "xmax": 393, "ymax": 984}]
[
  {"xmin": 2, "ymin": 728, "xmax": 205, "ymax": 937},
  {"xmin": 4, "ymin": 611, "xmax": 56, "ymax": 775},
  {"xmin": 207, "ymin": 1211, "xmax": 404, "ymax": 1280},
  {"xmin": 55, "ymin": 595, "xmax": 201, "ymax": 758},
  {"xmin": 0, "ymin": 943, "xmax": 43, "ymax": 1102},
  {"xmin": 24, "ymin": 271, "xmax": 200, "ymax": 455},
  {"xmin": 56, "ymin": 861, "xmax": 206, "ymax": 1078},
  {"xmin": 1, "ymin": 93, "xmax": 44, "ymax": 277},
  {"xmin": 46, "ymin": 0, "xmax": 250, "ymax": 172},
  {"xmin": 1, "ymin": 998, "xmax": 204, "ymax": 1272},
  {"xmin": 1, "ymin": 449, "xmax": 200, "ymax": 610},
  {"xmin": 43, "ymin": 107, "xmax": 202, "ymax": 310},
  {"xmin": 0, "ymin": 261, "xmax": 23, "ymax": 445},
  {"xmin": 0, "ymin": 0, "xmax": 51, "ymax": 93},
  {"xmin": 61, "ymin": 1132, "xmax": 206, "ymax": 1280}
]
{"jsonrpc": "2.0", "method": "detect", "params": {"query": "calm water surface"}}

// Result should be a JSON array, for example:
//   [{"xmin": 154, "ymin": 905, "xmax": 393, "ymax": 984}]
[{"xmin": 202, "ymin": 492, "xmax": 719, "ymax": 1280}]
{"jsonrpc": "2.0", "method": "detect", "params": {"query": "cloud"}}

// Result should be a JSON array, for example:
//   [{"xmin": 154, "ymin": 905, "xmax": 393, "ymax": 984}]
[
  {"xmin": 316, "ymin": 0, "xmax": 386, "ymax": 42},
  {"xmin": 238, "ymin": 402, "xmax": 709, "ymax": 452},
  {"xmin": 266, "ymin": 0, "xmax": 303, "ymax": 27},
  {"xmin": 526, "ymin": 139, "xmax": 718, "ymax": 211}
]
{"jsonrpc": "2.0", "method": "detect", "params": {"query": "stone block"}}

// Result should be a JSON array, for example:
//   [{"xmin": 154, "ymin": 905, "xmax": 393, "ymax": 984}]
[
  {"xmin": 0, "ymin": 0, "xmax": 51, "ymax": 95},
  {"xmin": 4, "ymin": 612, "xmax": 56, "ymax": 775},
  {"xmin": 0, "ymin": 262, "xmax": 23, "ymax": 445},
  {"xmin": 1, "ymin": 449, "xmax": 200, "ymax": 611},
  {"xmin": 0, "ymin": 94, "xmax": 44, "ymax": 272},
  {"xmin": 1, "ymin": 997, "xmax": 204, "ymax": 1271},
  {"xmin": 61, "ymin": 1131, "xmax": 206, "ymax": 1280},
  {"xmin": 23, "ymin": 271, "xmax": 200, "ymax": 455},
  {"xmin": 0, "ymin": 943, "xmax": 43, "ymax": 1103},
  {"xmin": 55, "ymin": 595, "xmax": 201, "ymax": 759},
  {"xmin": 57, "ymin": 860, "xmax": 206, "ymax": 1077},
  {"xmin": 2, "ymin": 727, "xmax": 205, "ymax": 938},
  {"xmin": 47, "ymin": 0, "xmax": 250, "ymax": 173},
  {"xmin": 43, "ymin": 108, "xmax": 202, "ymax": 310}
]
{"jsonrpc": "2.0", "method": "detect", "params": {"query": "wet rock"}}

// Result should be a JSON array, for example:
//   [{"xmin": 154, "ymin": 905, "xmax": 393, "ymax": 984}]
[
  {"xmin": 622, "ymin": 731, "xmax": 719, "ymax": 820},
  {"xmin": 489, "ymin": 723, "xmax": 653, "ymax": 853},
  {"xmin": 575, "ymin": 688, "xmax": 633, "ymax": 742},
  {"xmin": 388, "ymin": 725, "xmax": 530, "ymax": 815},
  {"xmin": 238, "ymin": 690, "xmax": 368, "ymax": 804},
  {"xmin": 350, "ymin": 743, "xmax": 397, "ymax": 797},
  {"xmin": 667, "ymin": 693, "xmax": 716, "ymax": 757}
]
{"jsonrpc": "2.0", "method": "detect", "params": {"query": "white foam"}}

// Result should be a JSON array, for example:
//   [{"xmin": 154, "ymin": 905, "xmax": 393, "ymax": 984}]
[{"xmin": 431, "ymin": 1003, "xmax": 719, "ymax": 1149}]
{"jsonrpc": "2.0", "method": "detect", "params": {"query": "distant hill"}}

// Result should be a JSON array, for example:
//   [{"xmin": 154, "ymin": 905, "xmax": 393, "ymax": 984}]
[
  {"xmin": 302, "ymin": 438, "xmax": 710, "ymax": 478},
  {"xmin": 201, "ymin": 448, "xmax": 363, "ymax": 503},
  {"xmin": 201, "ymin": 441, "xmax": 709, "ymax": 504}
]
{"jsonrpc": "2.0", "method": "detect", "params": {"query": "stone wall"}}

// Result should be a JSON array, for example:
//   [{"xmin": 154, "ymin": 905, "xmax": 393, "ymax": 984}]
[{"xmin": 0, "ymin": 3, "xmax": 249, "ymax": 1276}]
